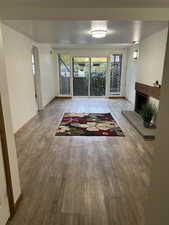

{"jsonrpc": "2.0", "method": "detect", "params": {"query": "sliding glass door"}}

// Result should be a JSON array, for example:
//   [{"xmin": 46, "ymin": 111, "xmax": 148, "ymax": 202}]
[
  {"xmin": 58, "ymin": 54, "xmax": 122, "ymax": 97},
  {"xmin": 73, "ymin": 57, "xmax": 90, "ymax": 96},
  {"xmin": 90, "ymin": 57, "xmax": 107, "ymax": 96},
  {"xmin": 72, "ymin": 57, "xmax": 107, "ymax": 97},
  {"xmin": 58, "ymin": 55, "xmax": 71, "ymax": 96}
]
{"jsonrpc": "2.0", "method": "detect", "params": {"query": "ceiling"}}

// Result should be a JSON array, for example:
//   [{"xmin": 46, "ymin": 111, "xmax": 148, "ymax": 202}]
[
  {"xmin": 1, "ymin": 0, "xmax": 169, "ymax": 8},
  {"xmin": 3, "ymin": 20, "xmax": 167, "ymax": 47},
  {"xmin": 1, "ymin": 9, "xmax": 169, "ymax": 21}
]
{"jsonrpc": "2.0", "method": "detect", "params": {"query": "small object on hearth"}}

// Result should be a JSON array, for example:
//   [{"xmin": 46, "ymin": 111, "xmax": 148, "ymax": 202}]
[{"xmin": 153, "ymin": 80, "xmax": 160, "ymax": 88}]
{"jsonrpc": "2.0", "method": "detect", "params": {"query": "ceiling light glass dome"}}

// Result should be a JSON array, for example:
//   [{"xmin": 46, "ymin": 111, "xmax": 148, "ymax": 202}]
[{"xmin": 91, "ymin": 29, "xmax": 107, "ymax": 38}]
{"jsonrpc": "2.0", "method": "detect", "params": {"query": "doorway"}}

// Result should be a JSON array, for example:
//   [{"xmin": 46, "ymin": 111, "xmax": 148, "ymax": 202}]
[
  {"xmin": 72, "ymin": 57, "xmax": 107, "ymax": 97},
  {"xmin": 0, "ymin": 137, "xmax": 10, "ymax": 225},
  {"xmin": 73, "ymin": 57, "xmax": 90, "ymax": 96},
  {"xmin": 32, "ymin": 46, "xmax": 43, "ymax": 111},
  {"xmin": 0, "ymin": 95, "xmax": 15, "ymax": 224}
]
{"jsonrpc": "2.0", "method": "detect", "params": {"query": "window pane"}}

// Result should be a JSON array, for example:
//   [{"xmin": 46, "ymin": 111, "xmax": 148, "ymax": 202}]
[
  {"xmin": 110, "ymin": 55, "xmax": 115, "ymax": 62},
  {"xmin": 91, "ymin": 57, "xmax": 107, "ymax": 63},
  {"xmin": 60, "ymin": 55, "xmax": 71, "ymax": 69},
  {"xmin": 73, "ymin": 57, "xmax": 89, "ymax": 96},
  {"xmin": 32, "ymin": 54, "xmax": 35, "ymax": 75},
  {"xmin": 115, "ymin": 55, "xmax": 120, "ymax": 62},
  {"xmin": 32, "ymin": 54, "xmax": 35, "ymax": 64},
  {"xmin": 74, "ymin": 57, "xmax": 90, "ymax": 63},
  {"xmin": 90, "ymin": 57, "xmax": 107, "ymax": 96}
]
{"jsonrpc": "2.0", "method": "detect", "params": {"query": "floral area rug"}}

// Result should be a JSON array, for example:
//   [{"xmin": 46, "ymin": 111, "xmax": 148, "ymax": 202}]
[{"xmin": 55, "ymin": 113, "xmax": 124, "ymax": 136}]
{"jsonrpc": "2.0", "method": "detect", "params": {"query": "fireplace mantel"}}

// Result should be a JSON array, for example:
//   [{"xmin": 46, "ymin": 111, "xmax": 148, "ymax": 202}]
[{"xmin": 135, "ymin": 82, "xmax": 160, "ymax": 100}]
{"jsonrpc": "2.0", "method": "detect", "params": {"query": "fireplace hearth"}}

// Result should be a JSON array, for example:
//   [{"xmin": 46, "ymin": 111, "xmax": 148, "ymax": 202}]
[{"xmin": 121, "ymin": 82, "xmax": 159, "ymax": 140}]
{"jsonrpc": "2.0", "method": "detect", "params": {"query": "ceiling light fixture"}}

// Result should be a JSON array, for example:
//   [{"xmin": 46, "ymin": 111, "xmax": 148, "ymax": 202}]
[{"xmin": 91, "ymin": 29, "xmax": 107, "ymax": 38}]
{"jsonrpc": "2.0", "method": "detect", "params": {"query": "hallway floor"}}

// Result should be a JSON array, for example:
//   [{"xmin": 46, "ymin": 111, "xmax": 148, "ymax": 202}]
[{"xmin": 9, "ymin": 98, "xmax": 154, "ymax": 225}]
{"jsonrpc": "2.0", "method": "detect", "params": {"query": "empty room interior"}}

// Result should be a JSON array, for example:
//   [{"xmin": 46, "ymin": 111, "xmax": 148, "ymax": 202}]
[{"xmin": 0, "ymin": 9, "xmax": 169, "ymax": 225}]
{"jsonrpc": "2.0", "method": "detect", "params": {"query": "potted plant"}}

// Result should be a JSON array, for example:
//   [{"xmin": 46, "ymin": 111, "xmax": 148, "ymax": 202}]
[{"xmin": 141, "ymin": 103, "xmax": 157, "ymax": 128}]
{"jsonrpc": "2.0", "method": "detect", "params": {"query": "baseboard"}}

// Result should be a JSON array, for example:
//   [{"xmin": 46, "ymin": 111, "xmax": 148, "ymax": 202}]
[
  {"xmin": 14, "ymin": 194, "xmax": 23, "ymax": 214},
  {"xmin": 15, "ymin": 97, "xmax": 58, "ymax": 135},
  {"xmin": 45, "ymin": 96, "xmax": 58, "ymax": 108},
  {"xmin": 15, "ymin": 113, "xmax": 38, "ymax": 135},
  {"xmin": 109, "ymin": 96, "xmax": 126, "ymax": 99},
  {"xmin": 55, "ymin": 96, "xmax": 72, "ymax": 99},
  {"xmin": 8, "ymin": 194, "xmax": 23, "ymax": 221}
]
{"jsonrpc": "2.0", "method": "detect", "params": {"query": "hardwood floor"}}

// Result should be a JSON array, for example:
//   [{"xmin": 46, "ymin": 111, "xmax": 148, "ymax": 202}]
[{"xmin": 9, "ymin": 98, "xmax": 154, "ymax": 225}]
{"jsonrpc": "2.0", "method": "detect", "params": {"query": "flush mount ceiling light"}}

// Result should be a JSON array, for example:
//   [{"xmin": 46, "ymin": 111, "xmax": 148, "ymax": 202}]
[{"xmin": 90, "ymin": 29, "xmax": 107, "ymax": 38}]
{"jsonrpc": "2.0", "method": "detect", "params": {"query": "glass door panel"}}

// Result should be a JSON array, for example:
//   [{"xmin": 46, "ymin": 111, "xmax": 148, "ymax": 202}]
[
  {"xmin": 110, "ymin": 54, "xmax": 122, "ymax": 95},
  {"xmin": 73, "ymin": 57, "xmax": 90, "ymax": 96},
  {"xmin": 90, "ymin": 57, "xmax": 107, "ymax": 96},
  {"xmin": 58, "ymin": 54, "xmax": 71, "ymax": 96}
]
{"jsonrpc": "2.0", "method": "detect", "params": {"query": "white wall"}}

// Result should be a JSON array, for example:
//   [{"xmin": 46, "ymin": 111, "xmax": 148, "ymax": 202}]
[
  {"xmin": 137, "ymin": 27, "xmax": 168, "ymax": 86},
  {"xmin": 0, "ymin": 23, "xmax": 21, "ymax": 204},
  {"xmin": 38, "ymin": 45, "xmax": 57, "ymax": 107},
  {"xmin": 125, "ymin": 45, "xmax": 139, "ymax": 104},
  {"xmin": 0, "ymin": 23, "xmax": 58, "ymax": 216},
  {"xmin": 2, "ymin": 24, "xmax": 37, "ymax": 133},
  {"xmin": 54, "ymin": 47, "xmax": 126, "ymax": 57},
  {"xmin": 125, "ymin": 27, "xmax": 168, "ymax": 105},
  {"xmin": 1, "ymin": 24, "xmax": 58, "ymax": 132},
  {"xmin": 54, "ymin": 48, "xmax": 127, "ymax": 97}
]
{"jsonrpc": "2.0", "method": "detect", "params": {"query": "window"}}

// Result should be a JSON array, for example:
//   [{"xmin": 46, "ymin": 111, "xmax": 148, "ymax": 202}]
[
  {"xmin": 110, "ymin": 54, "xmax": 122, "ymax": 95},
  {"xmin": 58, "ymin": 54, "xmax": 71, "ymax": 95}
]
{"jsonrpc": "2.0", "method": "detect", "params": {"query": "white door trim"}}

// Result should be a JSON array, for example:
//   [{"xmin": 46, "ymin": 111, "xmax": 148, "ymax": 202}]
[{"xmin": 0, "ymin": 137, "xmax": 10, "ymax": 225}]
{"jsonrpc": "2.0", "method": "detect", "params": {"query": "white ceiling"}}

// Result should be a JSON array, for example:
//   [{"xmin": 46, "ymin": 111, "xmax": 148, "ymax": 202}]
[{"xmin": 3, "ymin": 20, "xmax": 167, "ymax": 47}]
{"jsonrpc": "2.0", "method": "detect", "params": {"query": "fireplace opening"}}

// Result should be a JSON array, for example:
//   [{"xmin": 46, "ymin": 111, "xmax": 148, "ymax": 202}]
[{"xmin": 135, "ymin": 91, "xmax": 148, "ymax": 114}]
